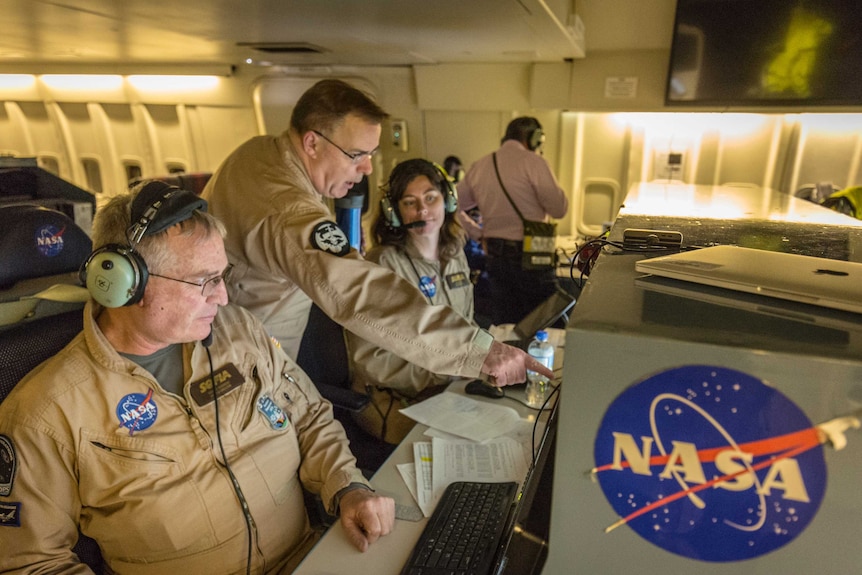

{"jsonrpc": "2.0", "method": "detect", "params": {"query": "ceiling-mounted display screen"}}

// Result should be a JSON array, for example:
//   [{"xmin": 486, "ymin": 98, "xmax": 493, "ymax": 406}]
[{"xmin": 666, "ymin": 0, "xmax": 862, "ymax": 107}]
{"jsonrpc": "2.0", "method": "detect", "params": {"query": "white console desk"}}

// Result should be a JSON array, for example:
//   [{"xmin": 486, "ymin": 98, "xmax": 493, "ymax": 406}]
[{"xmin": 295, "ymin": 367, "xmax": 560, "ymax": 575}]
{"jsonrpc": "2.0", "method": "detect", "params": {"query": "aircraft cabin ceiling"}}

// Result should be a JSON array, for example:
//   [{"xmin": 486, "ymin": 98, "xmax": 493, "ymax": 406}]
[{"xmin": 0, "ymin": 0, "xmax": 676, "ymax": 71}]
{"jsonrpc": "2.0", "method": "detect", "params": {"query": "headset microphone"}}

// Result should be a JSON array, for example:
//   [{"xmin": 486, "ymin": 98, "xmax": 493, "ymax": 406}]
[{"xmin": 403, "ymin": 220, "xmax": 427, "ymax": 229}]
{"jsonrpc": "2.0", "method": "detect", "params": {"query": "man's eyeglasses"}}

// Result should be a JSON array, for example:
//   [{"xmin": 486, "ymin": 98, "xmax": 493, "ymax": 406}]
[
  {"xmin": 150, "ymin": 264, "xmax": 234, "ymax": 297},
  {"xmin": 312, "ymin": 130, "xmax": 379, "ymax": 165}
]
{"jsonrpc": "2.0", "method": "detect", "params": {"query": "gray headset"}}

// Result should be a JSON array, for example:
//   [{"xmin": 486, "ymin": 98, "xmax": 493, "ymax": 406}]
[{"xmin": 79, "ymin": 181, "xmax": 208, "ymax": 307}]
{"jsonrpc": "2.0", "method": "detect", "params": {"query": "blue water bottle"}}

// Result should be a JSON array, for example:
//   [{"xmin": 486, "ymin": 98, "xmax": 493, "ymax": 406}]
[{"xmin": 526, "ymin": 330, "xmax": 554, "ymax": 408}]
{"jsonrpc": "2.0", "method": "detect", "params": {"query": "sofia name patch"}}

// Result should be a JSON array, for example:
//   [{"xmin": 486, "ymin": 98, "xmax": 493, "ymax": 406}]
[{"xmin": 190, "ymin": 363, "xmax": 246, "ymax": 406}]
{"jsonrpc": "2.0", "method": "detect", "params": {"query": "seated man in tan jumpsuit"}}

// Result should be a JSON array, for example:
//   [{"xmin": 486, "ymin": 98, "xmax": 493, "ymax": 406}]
[
  {"xmin": 202, "ymin": 79, "xmax": 552, "ymax": 389},
  {"xmin": 0, "ymin": 181, "xmax": 393, "ymax": 574}
]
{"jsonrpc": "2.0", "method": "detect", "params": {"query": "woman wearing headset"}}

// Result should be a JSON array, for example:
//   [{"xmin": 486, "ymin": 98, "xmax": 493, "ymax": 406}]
[{"xmin": 346, "ymin": 158, "xmax": 477, "ymax": 444}]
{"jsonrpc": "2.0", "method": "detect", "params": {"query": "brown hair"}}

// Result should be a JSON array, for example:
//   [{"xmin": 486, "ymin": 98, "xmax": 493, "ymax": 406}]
[{"xmin": 290, "ymin": 79, "xmax": 389, "ymax": 135}]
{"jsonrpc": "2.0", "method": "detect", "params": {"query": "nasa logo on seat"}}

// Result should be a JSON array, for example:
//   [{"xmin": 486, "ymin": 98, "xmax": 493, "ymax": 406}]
[
  {"xmin": 592, "ymin": 365, "xmax": 831, "ymax": 562},
  {"xmin": 35, "ymin": 223, "xmax": 65, "ymax": 257}
]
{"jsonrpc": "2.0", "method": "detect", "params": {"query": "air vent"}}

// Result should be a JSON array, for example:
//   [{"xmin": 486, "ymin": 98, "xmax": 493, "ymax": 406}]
[{"xmin": 237, "ymin": 42, "xmax": 327, "ymax": 54}]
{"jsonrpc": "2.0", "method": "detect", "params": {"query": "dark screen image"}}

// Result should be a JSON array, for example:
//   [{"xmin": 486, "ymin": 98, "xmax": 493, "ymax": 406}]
[{"xmin": 666, "ymin": 0, "xmax": 862, "ymax": 106}]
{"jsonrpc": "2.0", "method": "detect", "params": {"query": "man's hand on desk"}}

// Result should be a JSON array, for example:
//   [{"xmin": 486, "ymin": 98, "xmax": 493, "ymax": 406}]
[
  {"xmin": 338, "ymin": 488, "xmax": 395, "ymax": 552},
  {"xmin": 481, "ymin": 341, "xmax": 554, "ymax": 387}
]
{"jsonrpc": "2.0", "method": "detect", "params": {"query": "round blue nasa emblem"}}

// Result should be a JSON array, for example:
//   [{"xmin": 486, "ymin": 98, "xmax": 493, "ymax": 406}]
[
  {"xmin": 35, "ymin": 224, "xmax": 65, "ymax": 257},
  {"xmin": 116, "ymin": 391, "xmax": 158, "ymax": 435},
  {"xmin": 418, "ymin": 275, "xmax": 437, "ymax": 299},
  {"xmin": 593, "ymin": 365, "xmax": 826, "ymax": 562}
]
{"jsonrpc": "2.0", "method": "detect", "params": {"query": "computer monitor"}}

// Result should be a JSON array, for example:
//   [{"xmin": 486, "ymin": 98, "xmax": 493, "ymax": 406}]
[
  {"xmin": 512, "ymin": 288, "xmax": 576, "ymax": 341},
  {"xmin": 492, "ymin": 395, "xmax": 559, "ymax": 574}
]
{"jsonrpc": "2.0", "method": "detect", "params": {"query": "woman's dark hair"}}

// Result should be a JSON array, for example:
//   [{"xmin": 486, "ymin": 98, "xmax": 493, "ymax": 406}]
[{"xmin": 373, "ymin": 158, "xmax": 464, "ymax": 260}]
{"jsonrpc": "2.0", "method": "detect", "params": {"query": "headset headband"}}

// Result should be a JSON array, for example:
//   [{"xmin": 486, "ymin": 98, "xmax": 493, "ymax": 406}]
[{"xmin": 127, "ymin": 181, "xmax": 208, "ymax": 247}]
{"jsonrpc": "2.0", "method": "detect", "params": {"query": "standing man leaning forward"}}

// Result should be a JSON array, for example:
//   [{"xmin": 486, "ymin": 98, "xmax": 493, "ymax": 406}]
[
  {"xmin": 202, "ymin": 79, "xmax": 552, "ymax": 387},
  {"xmin": 0, "ymin": 182, "xmax": 393, "ymax": 574},
  {"xmin": 457, "ymin": 117, "xmax": 569, "ymax": 326}
]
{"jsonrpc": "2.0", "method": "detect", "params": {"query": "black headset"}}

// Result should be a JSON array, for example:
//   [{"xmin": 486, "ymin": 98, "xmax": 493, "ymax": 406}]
[
  {"xmin": 380, "ymin": 161, "xmax": 458, "ymax": 228},
  {"xmin": 79, "ymin": 181, "xmax": 208, "ymax": 308}
]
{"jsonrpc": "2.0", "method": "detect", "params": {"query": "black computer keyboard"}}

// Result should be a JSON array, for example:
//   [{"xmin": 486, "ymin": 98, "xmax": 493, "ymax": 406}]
[{"xmin": 400, "ymin": 481, "xmax": 518, "ymax": 575}]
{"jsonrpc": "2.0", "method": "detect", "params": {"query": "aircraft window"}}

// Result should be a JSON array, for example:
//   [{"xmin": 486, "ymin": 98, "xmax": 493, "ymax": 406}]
[
  {"xmin": 81, "ymin": 157, "xmax": 103, "ymax": 194},
  {"xmin": 38, "ymin": 155, "xmax": 61, "ymax": 177},
  {"xmin": 124, "ymin": 162, "xmax": 142, "ymax": 184},
  {"xmin": 166, "ymin": 162, "xmax": 187, "ymax": 174}
]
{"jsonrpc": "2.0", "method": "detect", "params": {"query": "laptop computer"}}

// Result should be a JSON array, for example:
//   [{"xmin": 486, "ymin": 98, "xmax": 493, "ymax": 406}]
[
  {"xmin": 634, "ymin": 274, "xmax": 861, "ymax": 338},
  {"xmin": 635, "ymin": 245, "xmax": 862, "ymax": 315}
]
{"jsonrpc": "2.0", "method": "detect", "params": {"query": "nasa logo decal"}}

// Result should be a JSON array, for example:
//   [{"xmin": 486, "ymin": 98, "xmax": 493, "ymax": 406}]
[
  {"xmin": 418, "ymin": 275, "xmax": 437, "ymax": 299},
  {"xmin": 310, "ymin": 221, "xmax": 350, "ymax": 257},
  {"xmin": 116, "ymin": 390, "xmax": 158, "ymax": 436},
  {"xmin": 593, "ymin": 365, "xmax": 827, "ymax": 562},
  {"xmin": 35, "ymin": 224, "xmax": 66, "ymax": 257}
]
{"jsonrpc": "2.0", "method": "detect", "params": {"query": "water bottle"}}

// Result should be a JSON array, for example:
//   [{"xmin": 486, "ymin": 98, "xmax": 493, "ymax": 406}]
[{"xmin": 526, "ymin": 330, "xmax": 554, "ymax": 408}]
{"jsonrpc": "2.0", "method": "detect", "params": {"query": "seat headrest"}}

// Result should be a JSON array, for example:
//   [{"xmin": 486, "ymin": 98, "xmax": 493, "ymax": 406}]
[{"xmin": 0, "ymin": 204, "xmax": 93, "ymax": 290}]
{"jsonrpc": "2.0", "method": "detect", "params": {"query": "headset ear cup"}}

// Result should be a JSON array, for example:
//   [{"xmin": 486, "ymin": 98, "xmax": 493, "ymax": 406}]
[
  {"xmin": 529, "ymin": 128, "xmax": 545, "ymax": 151},
  {"xmin": 82, "ymin": 245, "xmax": 148, "ymax": 307},
  {"xmin": 444, "ymin": 179, "xmax": 458, "ymax": 213},
  {"xmin": 431, "ymin": 162, "xmax": 459, "ymax": 213},
  {"xmin": 380, "ymin": 195, "xmax": 401, "ymax": 228}
]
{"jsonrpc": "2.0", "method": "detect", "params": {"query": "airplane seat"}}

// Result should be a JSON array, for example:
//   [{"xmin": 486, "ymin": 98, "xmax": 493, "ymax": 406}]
[
  {"xmin": 0, "ymin": 204, "xmax": 91, "ymax": 330},
  {"xmin": 0, "ymin": 309, "xmax": 104, "ymax": 572},
  {"xmin": 296, "ymin": 303, "xmax": 395, "ymax": 475}
]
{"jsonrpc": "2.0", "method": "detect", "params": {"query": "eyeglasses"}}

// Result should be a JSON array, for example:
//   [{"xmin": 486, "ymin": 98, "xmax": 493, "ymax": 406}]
[
  {"xmin": 150, "ymin": 264, "xmax": 233, "ymax": 297},
  {"xmin": 312, "ymin": 130, "xmax": 379, "ymax": 164}
]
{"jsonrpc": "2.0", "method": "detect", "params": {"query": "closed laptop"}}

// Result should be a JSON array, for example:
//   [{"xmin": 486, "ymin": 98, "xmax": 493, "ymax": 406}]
[{"xmin": 635, "ymin": 245, "xmax": 862, "ymax": 315}]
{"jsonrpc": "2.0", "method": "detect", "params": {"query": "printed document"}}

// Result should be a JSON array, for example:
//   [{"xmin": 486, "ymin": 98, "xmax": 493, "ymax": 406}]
[{"xmin": 399, "ymin": 391, "xmax": 522, "ymax": 442}]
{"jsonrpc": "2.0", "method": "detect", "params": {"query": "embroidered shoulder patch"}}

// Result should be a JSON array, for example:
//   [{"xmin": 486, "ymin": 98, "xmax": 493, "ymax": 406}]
[
  {"xmin": 116, "ymin": 390, "xmax": 158, "ymax": 436},
  {"xmin": 0, "ymin": 502, "xmax": 21, "ymax": 527},
  {"xmin": 0, "ymin": 435, "xmax": 17, "ymax": 497},
  {"xmin": 310, "ymin": 221, "xmax": 350, "ymax": 257},
  {"xmin": 257, "ymin": 395, "xmax": 290, "ymax": 430}
]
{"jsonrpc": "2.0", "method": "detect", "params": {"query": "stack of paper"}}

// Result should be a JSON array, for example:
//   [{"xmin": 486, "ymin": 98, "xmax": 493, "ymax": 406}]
[{"xmin": 396, "ymin": 392, "xmax": 533, "ymax": 516}]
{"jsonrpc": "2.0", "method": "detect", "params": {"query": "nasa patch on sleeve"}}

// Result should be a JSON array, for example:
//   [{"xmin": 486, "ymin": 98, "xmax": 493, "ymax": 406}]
[
  {"xmin": 310, "ymin": 221, "xmax": 350, "ymax": 257},
  {"xmin": 0, "ymin": 435, "xmax": 16, "ymax": 497},
  {"xmin": 592, "ymin": 365, "xmax": 827, "ymax": 562}
]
